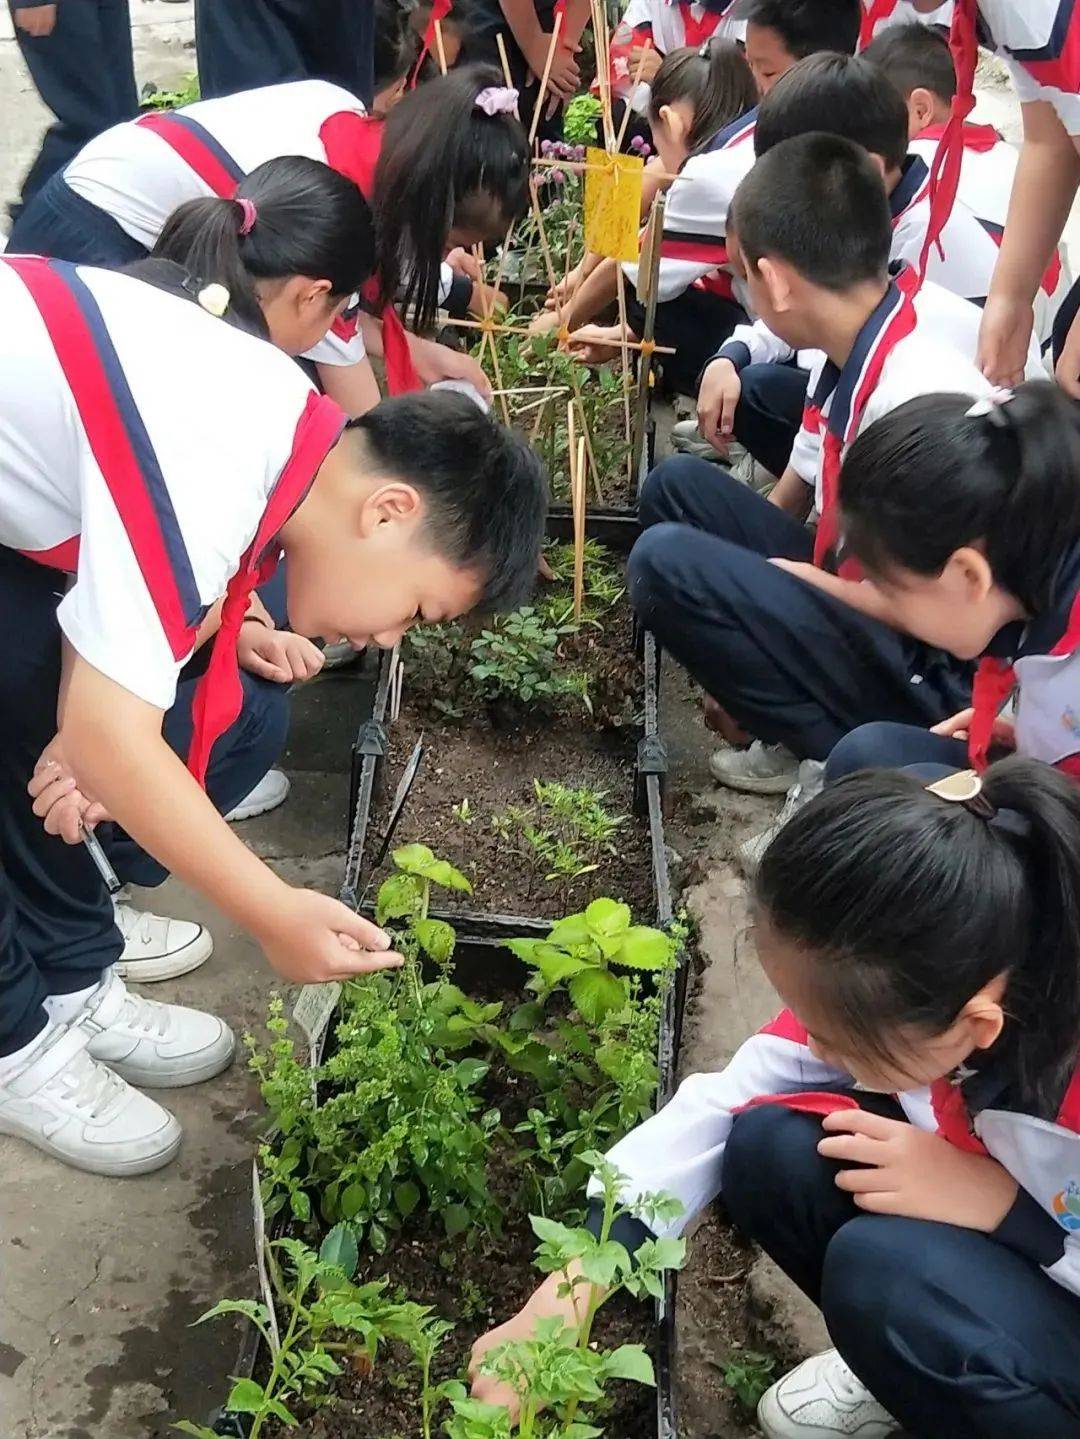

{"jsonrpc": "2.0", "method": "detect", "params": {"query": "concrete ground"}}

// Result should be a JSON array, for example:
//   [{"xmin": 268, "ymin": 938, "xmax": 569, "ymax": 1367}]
[{"xmin": 0, "ymin": 20, "xmax": 1071, "ymax": 1438}]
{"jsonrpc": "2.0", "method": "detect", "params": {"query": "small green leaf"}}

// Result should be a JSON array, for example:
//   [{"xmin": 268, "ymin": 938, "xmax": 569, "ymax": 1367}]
[
  {"xmin": 392, "ymin": 842, "xmax": 437, "ymax": 874},
  {"xmin": 319, "ymin": 1223, "xmax": 358, "ymax": 1279},
  {"xmin": 192, "ymin": 1298, "xmax": 268, "ymax": 1327},
  {"xmin": 415, "ymin": 917, "xmax": 456, "ymax": 965},
  {"xmin": 569, "ymin": 967, "xmax": 628, "ymax": 1025},
  {"xmin": 375, "ymin": 872, "xmax": 421, "ymax": 925},
  {"xmin": 546, "ymin": 913, "xmax": 591, "ymax": 948},
  {"xmin": 537, "ymin": 949, "xmax": 593, "ymax": 987},
  {"xmin": 502, "ymin": 937, "xmax": 546, "ymax": 963},
  {"xmin": 173, "ymin": 1424, "xmax": 220, "ymax": 1438},
  {"xmin": 601, "ymin": 1344, "xmax": 655, "ymax": 1385},
  {"xmin": 443, "ymin": 1203, "xmax": 471, "ymax": 1238},
  {"xmin": 340, "ymin": 1182, "xmax": 367, "ymax": 1221},
  {"xmin": 368, "ymin": 1220, "xmax": 388, "ymax": 1254},
  {"xmin": 394, "ymin": 1180, "xmax": 421, "ymax": 1218},
  {"xmin": 224, "ymin": 1377, "xmax": 267, "ymax": 1415},
  {"xmin": 616, "ymin": 925, "xmax": 676, "ymax": 971},
  {"xmin": 584, "ymin": 898, "xmax": 631, "ymax": 936},
  {"xmin": 454, "ymin": 1057, "xmax": 490, "ymax": 1088},
  {"xmin": 289, "ymin": 1188, "xmax": 311, "ymax": 1223}
]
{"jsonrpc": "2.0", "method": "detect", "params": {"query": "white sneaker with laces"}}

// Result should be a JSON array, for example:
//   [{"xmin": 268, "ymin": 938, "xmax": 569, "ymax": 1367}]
[
  {"xmin": 710, "ymin": 740, "xmax": 799, "ymax": 794},
  {"xmin": 0, "ymin": 1023, "xmax": 182, "ymax": 1176},
  {"xmin": 758, "ymin": 1349, "xmax": 897, "ymax": 1438},
  {"xmin": 225, "ymin": 768, "xmax": 290, "ymax": 822},
  {"xmin": 78, "ymin": 971, "xmax": 236, "ymax": 1089},
  {"xmin": 738, "ymin": 759, "xmax": 825, "ymax": 875},
  {"xmin": 113, "ymin": 896, "xmax": 213, "ymax": 984}
]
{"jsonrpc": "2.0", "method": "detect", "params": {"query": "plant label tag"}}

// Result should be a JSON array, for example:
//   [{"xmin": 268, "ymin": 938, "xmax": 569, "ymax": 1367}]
[
  {"xmin": 293, "ymin": 982, "xmax": 340, "ymax": 1055},
  {"xmin": 584, "ymin": 147, "xmax": 644, "ymax": 262},
  {"xmin": 252, "ymin": 1157, "xmax": 282, "ymax": 1354}
]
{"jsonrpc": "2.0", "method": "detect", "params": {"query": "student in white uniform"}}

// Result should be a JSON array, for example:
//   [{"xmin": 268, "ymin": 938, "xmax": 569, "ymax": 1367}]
[
  {"xmin": 7, "ymin": 68, "xmax": 530, "ymax": 398},
  {"xmin": 0, "ymin": 256, "xmax": 546, "ymax": 1179},
  {"xmin": 609, "ymin": 0, "xmax": 746, "ymax": 114},
  {"xmin": 857, "ymin": 0, "xmax": 953, "ymax": 48},
  {"xmin": 739, "ymin": 0, "xmax": 862, "ymax": 95},
  {"xmin": 627, "ymin": 135, "xmax": 1042, "ymax": 805},
  {"xmin": 469, "ymin": 753, "xmax": 1080, "ymax": 1439},
  {"xmin": 865, "ymin": 21, "xmax": 1070, "ymax": 347}
]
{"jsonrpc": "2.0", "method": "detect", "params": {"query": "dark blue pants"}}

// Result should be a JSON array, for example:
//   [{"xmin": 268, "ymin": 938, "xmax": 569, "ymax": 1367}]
[
  {"xmin": 733, "ymin": 362, "xmax": 809, "ymax": 479},
  {"xmin": 0, "ymin": 548, "xmax": 289, "ymax": 1056},
  {"xmin": 626, "ymin": 290, "xmax": 748, "ymax": 400},
  {"xmin": 7, "ymin": 0, "xmax": 138, "ymax": 214},
  {"xmin": 827, "ymin": 720, "xmax": 967, "ymax": 783},
  {"xmin": 194, "ymin": 0, "xmax": 374, "ymax": 105},
  {"xmin": 722, "ymin": 1104, "xmax": 1080, "ymax": 1438},
  {"xmin": 628, "ymin": 458, "xmax": 972, "ymax": 760},
  {"xmin": 7, "ymin": 169, "xmax": 149, "ymax": 265}
]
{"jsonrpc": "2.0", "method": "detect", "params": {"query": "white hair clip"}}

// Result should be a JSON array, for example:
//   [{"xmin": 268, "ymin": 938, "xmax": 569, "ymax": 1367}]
[
  {"xmin": 197, "ymin": 282, "xmax": 230, "ymax": 318},
  {"xmin": 965, "ymin": 387, "xmax": 1014, "ymax": 423}
]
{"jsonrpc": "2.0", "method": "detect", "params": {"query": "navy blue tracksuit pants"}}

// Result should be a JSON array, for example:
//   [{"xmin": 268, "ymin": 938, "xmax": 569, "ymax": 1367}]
[
  {"xmin": 628, "ymin": 457, "xmax": 972, "ymax": 760},
  {"xmin": 7, "ymin": 0, "xmax": 138, "ymax": 214},
  {"xmin": 0, "ymin": 548, "xmax": 288, "ymax": 1057},
  {"xmin": 723, "ymin": 1104, "xmax": 1080, "ymax": 1437},
  {"xmin": 194, "ymin": 0, "xmax": 374, "ymax": 105}
]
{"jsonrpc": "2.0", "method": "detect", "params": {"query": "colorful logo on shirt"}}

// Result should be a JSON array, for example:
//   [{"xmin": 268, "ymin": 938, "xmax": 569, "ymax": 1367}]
[
  {"xmin": 1052, "ymin": 1180, "xmax": 1080, "ymax": 1232},
  {"xmin": 1061, "ymin": 707, "xmax": 1080, "ymax": 740}
]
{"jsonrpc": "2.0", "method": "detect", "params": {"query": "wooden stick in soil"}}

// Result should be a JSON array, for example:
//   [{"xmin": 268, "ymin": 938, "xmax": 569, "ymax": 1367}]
[
  {"xmin": 572, "ymin": 431, "xmax": 587, "ymax": 622},
  {"xmin": 433, "ymin": 18, "xmax": 448, "ymax": 74},
  {"xmin": 495, "ymin": 30, "xmax": 514, "ymax": 87},
  {"xmin": 441, "ymin": 315, "xmax": 673, "ymax": 354},
  {"xmin": 527, "ymin": 11, "xmax": 564, "ymax": 150},
  {"xmin": 589, "ymin": 0, "xmax": 615, "ymax": 151},
  {"xmin": 472, "ymin": 242, "xmax": 512, "ymax": 423},
  {"xmin": 631, "ymin": 190, "xmax": 665, "ymax": 491},
  {"xmin": 614, "ymin": 258, "xmax": 633, "ymax": 487}
]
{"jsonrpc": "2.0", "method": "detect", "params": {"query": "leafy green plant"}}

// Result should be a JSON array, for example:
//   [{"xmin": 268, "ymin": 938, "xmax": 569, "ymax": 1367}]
[
  {"xmin": 142, "ymin": 73, "xmax": 200, "ymax": 109},
  {"xmin": 723, "ymin": 1351, "xmax": 777, "ymax": 1411},
  {"xmin": 175, "ymin": 1226, "xmax": 448, "ymax": 1439},
  {"xmin": 493, "ymin": 781, "xmax": 625, "ymax": 884},
  {"xmin": 506, "ymin": 898, "xmax": 676, "ymax": 1024},
  {"xmin": 470, "ymin": 608, "xmax": 591, "ymax": 712},
  {"xmin": 563, "ymin": 94, "xmax": 604, "ymax": 145},
  {"xmin": 449, "ymin": 1157, "xmax": 686, "ymax": 1437}
]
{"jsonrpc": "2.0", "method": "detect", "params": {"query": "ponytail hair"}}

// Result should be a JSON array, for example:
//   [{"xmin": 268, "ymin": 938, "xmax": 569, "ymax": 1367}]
[
  {"xmin": 648, "ymin": 39, "xmax": 758, "ymax": 155},
  {"xmin": 839, "ymin": 382, "xmax": 1080, "ymax": 613},
  {"xmin": 374, "ymin": 62, "xmax": 529, "ymax": 331},
  {"xmin": 152, "ymin": 155, "xmax": 375, "ymax": 341},
  {"xmin": 755, "ymin": 756, "xmax": 1080, "ymax": 1117}
]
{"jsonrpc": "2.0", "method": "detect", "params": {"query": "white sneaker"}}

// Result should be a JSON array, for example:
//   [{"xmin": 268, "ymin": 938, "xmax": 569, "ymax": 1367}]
[
  {"xmin": 738, "ymin": 759, "xmax": 825, "ymax": 876},
  {"xmin": 78, "ymin": 971, "xmax": 235, "ymax": 1089},
  {"xmin": 758, "ymin": 1349, "xmax": 897, "ymax": 1438},
  {"xmin": 321, "ymin": 638, "xmax": 366, "ymax": 670},
  {"xmin": 113, "ymin": 896, "xmax": 213, "ymax": 984},
  {"xmin": 671, "ymin": 417, "xmax": 725, "ymax": 461},
  {"xmin": 0, "ymin": 1023, "xmax": 181, "ymax": 1176},
  {"xmin": 225, "ymin": 768, "xmax": 290, "ymax": 821},
  {"xmin": 710, "ymin": 740, "xmax": 799, "ymax": 794}
]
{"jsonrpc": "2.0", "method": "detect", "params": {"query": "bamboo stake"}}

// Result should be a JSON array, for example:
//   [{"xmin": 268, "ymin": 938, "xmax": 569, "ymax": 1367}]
[
  {"xmin": 528, "ymin": 12, "xmax": 564, "ymax": 149},
  {"xmin": 441, "ymin": 316, "xmax": 673, "ymax": 355},
  {"xmin": 614, "ymin": 262, "xmax": 633, "ymax": 486},
  {"xmin": 433, "ymin": 18, "xmax": 448, "ymax": 74},
  {"xmin": 489, "ymin": 384, "xmax": 570, "ymax": 397},
  {"xmin": 572, "ymin": 433, "xmax": 587, "ymax": 622},
  {"xmin": 472, "ymin": 243, "xmax": 511, "ymax": 424},
  {"xmin": 495, "ymin": 31, "xmax": 514, "ymax": 87}
]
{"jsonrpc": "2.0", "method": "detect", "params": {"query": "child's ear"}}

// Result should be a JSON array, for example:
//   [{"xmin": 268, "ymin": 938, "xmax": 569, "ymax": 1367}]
[
  {"xmin": 942, "ymin": 546, "xmax": 995, "ymax": 605},
  {"xmin": 360, "ymin": 481, "xmax": 423, "ymax": 536},
  {"xmin": 960, "ymin": 972, "xmax": 1008, "ymax": 1053},
  {"xmin": 658, "ymin": 103, "xmax": 689, "ymax": 148},
  {"xmin": 757, "ymin": 256, "xmax": 792, "ymax": 313},
  {"xmin": 907, "ymin": 87, "xmax": 938, "ymax": 136},
  {"xmin": 868, "ymin": 151, "xmax": 888, "ymax": 180}
]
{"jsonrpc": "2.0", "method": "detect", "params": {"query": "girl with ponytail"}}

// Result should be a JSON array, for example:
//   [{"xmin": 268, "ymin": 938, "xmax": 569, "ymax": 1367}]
[
  {"xmin": 152, "ymin": 155, "xmax": 381, "ymax": 416},
  {"xmin": 824, "ymin": 380, "xmax": 1080, "ymax": 782},
  {"xmin": 469, "ymin": 755, "xmax": 1080, "ymax": 1437}
]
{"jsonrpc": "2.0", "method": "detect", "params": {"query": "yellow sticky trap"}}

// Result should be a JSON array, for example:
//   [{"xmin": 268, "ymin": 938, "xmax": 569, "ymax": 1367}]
[{"xmin": 584, "ymin": 147, "xmax": 644, "ymax": 262}]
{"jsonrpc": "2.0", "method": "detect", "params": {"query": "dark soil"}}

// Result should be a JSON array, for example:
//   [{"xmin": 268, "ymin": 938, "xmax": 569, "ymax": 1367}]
[{"xmin": 368, "ymin": 606, "xmax": 654, "ymax": 922}]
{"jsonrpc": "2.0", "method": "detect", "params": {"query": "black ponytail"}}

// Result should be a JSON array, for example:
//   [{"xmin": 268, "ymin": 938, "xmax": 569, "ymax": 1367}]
[
  {"xmin": 152, "ymin": 155, "xmax": 375, "ymax": 341},
  {"xmin": 839, "ymin": 383, "xmax": 1080, "ymax": 613},
  {"xmin": 755, "ymin": 756, "xmax": 1080, "ymax": 1117},
  {"xmin": 648, "ymin": 39, "xmax": 757, "ymax": 155},
  {"xmin": 374, "ymin": 62, "xmax": 529, "ymax": 331}
]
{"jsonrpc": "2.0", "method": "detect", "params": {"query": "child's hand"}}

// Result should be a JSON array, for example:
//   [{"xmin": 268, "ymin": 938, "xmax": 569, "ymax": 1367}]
[
  {"xmin": 930, "ymin": 708, "xmax": 1016, "ymax": 748},
  {"xmin": 28, "ymin": 741, "xmax": 111, "ymax": 844},
  {"xmin": 257, "ymin": 887, "xmax": 404, "ymax": 982},
  {"xmin": 238, "ymin": 624, "xmax": 325, "ymax": 684},
  {"xmin": 628, "ymin": 44, "xmax": 662, "ymax": 84},
  {"xmin": 14, "ymin": 4, "xmax": 57, "ymax": 36},
  {"xmin": 1056, "ymin": 306, "xmax": 1080, "ymax": 399},
  {"xmin": 445, "ymin": 246, "xmax": 482, "ymax": 282},
  {"xmin": 468, "ymin": 281, "xmax": 510, "ymax": 318},
  {"xmin": 977, "ymin": 293, "xmax": 1035, "ymax": 389},
  {"xmin": 546, "ymin": 263, "xmax": 583, "ymax": 310},
  {"xmin": 524, "ymin": 35, "xmax": 581, "ymax": 102},
  {"xmin": 568, "ymin": 322, "xmax": 627, "ymax": 364},
  {"xmin": 818, "ymin": 1110, "xmax": 1018, "ymax": 1232},
  {"xmin": 469, "ymin": 1269, "xmax": 584, "ymax": 1418},
  {"xmin": 411, "ymin": 337, "xmax": 493, "ymax": 401},
  {"xmin": 697, "ymin": 357, "xmax": 742, "ymax": 452}
]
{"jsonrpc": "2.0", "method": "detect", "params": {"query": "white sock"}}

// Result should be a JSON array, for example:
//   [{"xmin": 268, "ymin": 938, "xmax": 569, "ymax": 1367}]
[
  {"xmin": 0, "ymin": 1023, "xmax": 57, "ymax": 1084},
  {"xmin": 44, "ymin": 981, "xmax": 102, "ymax": 1028}
]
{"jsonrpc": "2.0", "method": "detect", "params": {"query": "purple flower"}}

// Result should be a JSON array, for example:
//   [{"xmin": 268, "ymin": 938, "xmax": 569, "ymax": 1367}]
[
  {"xmin": 574, "ymin": 144, "xmax": 586, "ymax": 161},
  {"xmin": 629, "ymin": 134, "xmax": 645, "ymax": 152},
  {"xmin": 540, "ymin": 138, "xmax": 553, "ymax": 155},
  {"xmin": 551, "ymin": 168, "xmax": 566, "ymax": 184},
  {"xmin": 640, "ymin": 142, "xmax": 652, "ymax": 157}
]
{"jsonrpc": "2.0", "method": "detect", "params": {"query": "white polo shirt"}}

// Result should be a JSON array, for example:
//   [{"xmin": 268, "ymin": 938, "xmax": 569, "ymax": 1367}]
[
  {"xmin": 977, "ymin": 0, "xmax": 1080, "ymax": 136},
  {"xmin": 860, "ymin": 0, "xmax": 954, "ymax": 45},
  {"xmin": 0, "ymin": 257, "xmax": 342, "ymax": 711},
  {"xmin": 63, "ymin": 80, "xmax": 371, "ymax": 367}
]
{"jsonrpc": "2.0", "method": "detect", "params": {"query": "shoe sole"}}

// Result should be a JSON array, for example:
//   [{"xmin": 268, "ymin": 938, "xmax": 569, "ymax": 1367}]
[
  {"xmin": 225, "ymin": 785, "xmax": 290, "ymax": 822},
  {"xmin": 114, "ymin": 932, "xmax": 214, "ymax": 985},
  {"xmin": 708, "ymin": 763, "xmax": 797, "ymax": 795},
  {"xmin": 0, "ymin": 1118, "xmax": 181, "ymax": 1176},
  {"xmin": 103, "ymin": 1036, "xmax": 237, "ymax": 1090}
]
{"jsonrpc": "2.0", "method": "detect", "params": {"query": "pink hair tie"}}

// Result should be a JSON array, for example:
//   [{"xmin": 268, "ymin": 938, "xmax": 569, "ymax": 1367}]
[
  {"xmin": 237, "ymin": 197, "xmax": 258, "ymax": 236},
  {"xmin": 474, "ymin": 86, "xmax": 520, "ymax": 118}
]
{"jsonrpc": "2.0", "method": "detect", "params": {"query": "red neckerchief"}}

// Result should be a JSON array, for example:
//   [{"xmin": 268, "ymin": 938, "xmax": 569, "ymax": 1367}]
[
  {"xmin": 410, "ymin": 0, "xmax": 452, "ymax": 85},
  {"xmin": 807, "ymin": 265, "xmax": 920, "ymax": 571},
  {"xmin": 920, "ymin": 0, "xmax": 978, "ymax": 279},
  {"xmin": 318, "ymin": 112, "xmax": 421, "ymax": 396},
  {"xmin": 678, "ymin": 1, "xmax": 722, "ymax": 48},
  {"xmin": 859, "ymin": 0, "xmax": 901, "ymax": 49},
  {"xmin": 916, "ymin": 119, "xmax": 1002, "ymax": 153}
]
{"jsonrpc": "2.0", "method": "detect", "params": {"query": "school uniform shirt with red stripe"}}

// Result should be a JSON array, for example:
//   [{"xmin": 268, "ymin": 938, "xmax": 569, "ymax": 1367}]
[
  {"xmin": 589, "ymin": 1007, "xmax": 1080, "ymax": 1300},
  {"xmin": 62, "ymin": 79, "xmax": 371, "ymax": 370},
  {"xmin": 621, "ymin": 108, "xmax": 757, "ymax": 303},
  {"xmin": 0, "ymin": 258, "xmax": 343, "ymax": 727},
  {"xmin": 911, "ymin": 122, "xmax": 1071, "ymax": 340},
  {"xmin": 976, "ymin": 0, "xmax": 1080, "ymax": 136},
  {"xmin": 611, "ymin": 0, "xmax": 745, "ymax": 110},
  {"xmin": 859, "ymin": 0, "xmax": 954, "ymax": 48}
]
